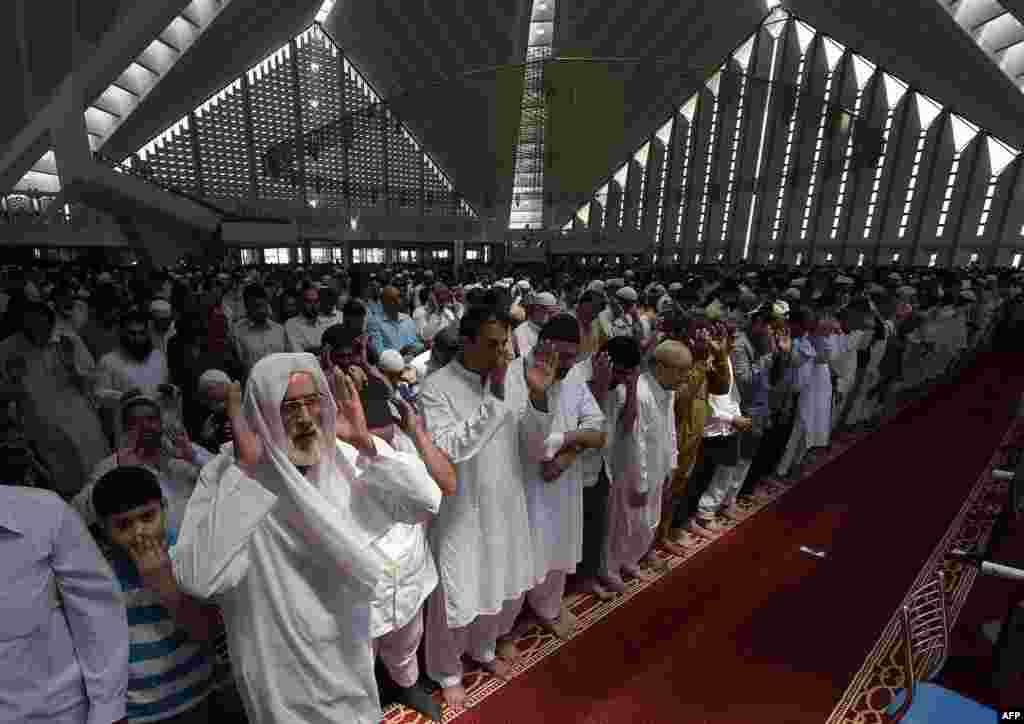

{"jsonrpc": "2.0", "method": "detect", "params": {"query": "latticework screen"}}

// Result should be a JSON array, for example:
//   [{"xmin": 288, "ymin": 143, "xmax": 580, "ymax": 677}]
[
  {"xmin": 195, "ymin": 81, "xmax": 251, "ymax": 199},
  {"xmin": 250, "ymin": 45, "xmax": 300, "ymax": 201}
]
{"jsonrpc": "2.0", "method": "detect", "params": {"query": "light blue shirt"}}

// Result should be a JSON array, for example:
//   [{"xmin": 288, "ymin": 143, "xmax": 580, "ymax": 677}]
[
  {"xmin": 368, "ymin": 313, "xmax": 422, "ymax": 356},
  {"xmin": 0, "ymin": 486, "xmax": 129, "ymax": 724}
]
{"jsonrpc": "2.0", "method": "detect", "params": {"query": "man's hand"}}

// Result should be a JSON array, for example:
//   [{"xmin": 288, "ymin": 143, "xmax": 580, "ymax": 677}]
[
  {"xmin": 392, "ymin": 397, "xmax": 425, "ymax": 438},
  {"xmin": 541, "ymin": 446, "xmax": 577, "ymax": 482},
  {"xmin": 732, "ymin": 416, "xmax": 753, "ymax": 433},
  {"xmin": 526, "ymin": 343, "xmax": 560, "ymax": 399},
  {"xmin": 775, "ymin": 329, "xmax": 792, "ymax": 355},
  {"xmin": 333, "ymin": 367, "xmax": 375, "ymax": 456},
  {"xmin": 488, "ymin": 354, "xmax": 510, "ymax": 400},
  {"xmin": 170, "ymin": 430, "xmax": 195, "ymax": 464},
  {"xmin": 347, "ymin": 365, "xmax": 368, "ymax": 390},
  {"xmin": 226, "ymin": 381, "xmax": 263, "ymax": 469},
  {"xmin": 590, "ymin": 350, "xmax": 613, "ymax": 397},
  {"xmin": 127, "ymin": 536, "xmax": 176, "ymax": 600}
]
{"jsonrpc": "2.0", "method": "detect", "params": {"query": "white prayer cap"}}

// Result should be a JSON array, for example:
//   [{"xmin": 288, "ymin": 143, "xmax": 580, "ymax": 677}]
[
  {"xmin": 587, "ymin": 280, "xmax": 605, "ymax": 292},
  {"xmin": 668, "ymin": 282, "xmax": 683, "ymax": 291},
  {"xmin": 217, "ymin": 272, "xmax": 231, "ymax": 281},
  {"xmin": 198, "ymin": 368, "xmax": 232, "ymax": 394},
  {"xmin": 745, "ymin": 271, "xmax": 759, "ymax": 279},
  {"xmin": 516, "ymin": 280, "xmax": 532, "ymax": 290},
  {"xmin": 791, "ymin": 277, "xmax": 807, "ymax": 287},
  {"xmin": 616, "ymin": 286, "xmax": 639, "ymax": 302},
  {"xmin": 97, "ymin": 272, "xmax": 113, "ymax": 283},
  {"xmin": 959, "ymin": 290, "xmax": 978, "ymax": 302},
  {"xmin": 772, "ymin": 300, "xmax": 790, "ymax": 318},
  {"xmin": 149, "ymin": 299, "xmax": 172, "ymax": 316},
  {"xmin": 607, "ymin": 278, "xmax": 625, "ymax": 287},
  {"xmin": 530, "ymin": 291, "xmax": 559, "ymax": 307},
  {"xmin": 705, "ymin": 299, "xmax": 724, "ymax": 319},
  {"xmin": 783, "ymin": 288, "xmax": 801, "ymax": 300},
  {"xmin": 835, "ymin": 275, "xmax": 854, "ymax": 286},
  {"xmin": 986, "ymin": 274, "xmax": 998, "ymax": 281},
  {"xmin": 378, "ymin": 349, "xmax": 405, "ymax": 373}
]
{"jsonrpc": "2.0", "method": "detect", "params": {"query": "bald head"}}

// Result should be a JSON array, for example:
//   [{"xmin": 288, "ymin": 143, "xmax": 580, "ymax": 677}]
[
  {"xmin": 653, "ymin": 340, "xmax": 693, "ymax": 391},
  {"xmin": 654, "ymin": 340, "xmax": 692, "ymax": 369}
]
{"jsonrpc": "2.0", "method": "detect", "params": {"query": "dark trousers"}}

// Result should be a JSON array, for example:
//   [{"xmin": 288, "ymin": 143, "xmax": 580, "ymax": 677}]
[
  {"xmin": 578, "ymin": 465, "xmax": 611, "ymax": 578},
  {"xmin": 672, "ymin": 448, "xmax": 716, "ymax": 529}
]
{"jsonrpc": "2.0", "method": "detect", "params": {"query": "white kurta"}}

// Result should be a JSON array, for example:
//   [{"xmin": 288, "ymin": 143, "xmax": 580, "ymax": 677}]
[
  {"xmin": 522, "ymin": 363, "xmax": 605, "ymax": 581},
  {"xmin": 604, "ymin": 373, "xmax": 676, "ymax": 573},
  {"xmin": 95, "ymin": 349, "xmax": 169, "ymax": 407},
  {"xmin": 172, "ymin": 438, "xmax": 440, "ymax": 724},
  {"xmin": 796, "ymin": 337, "xmax": 832, "ymax": 449},
  {"xmin": 419, "ymin": 358, "xmax": 552, "ymax": 629},
  {"xmin": 364, "ymin": 430, "xmax": 439, "ymax": 639},
  {"xmin": 0, "ymin": 332, "xmax": 110, "ymax": 497}
]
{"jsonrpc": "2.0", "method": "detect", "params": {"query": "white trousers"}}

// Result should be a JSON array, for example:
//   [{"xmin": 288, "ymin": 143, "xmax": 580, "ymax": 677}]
[
  {"xmin": 776, "ymin": 417, "xmax": 809, "ymax": 477},
  {"xmin": 527, "ymin": 570, "xmax": 568, "ymax": 623},
  {"xmin": 424, "ymin": 586, "xmax": 524, "ymax": 689},
  {"xmin": 697, "ymin": 461, "xmax": 746, "ymax": 519},
  {"xmin": 373, "ymin": 606, "xmax": 425, "ymax": 688}
]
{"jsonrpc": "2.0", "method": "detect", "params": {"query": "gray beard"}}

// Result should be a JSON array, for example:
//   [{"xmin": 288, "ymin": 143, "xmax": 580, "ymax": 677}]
[{"xmin": 286, "ymin": 429, "xmax": 325, "ymax": 468}]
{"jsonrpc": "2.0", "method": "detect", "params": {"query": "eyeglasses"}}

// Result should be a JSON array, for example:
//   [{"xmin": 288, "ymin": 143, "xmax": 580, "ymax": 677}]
[{"xmin": 281, "ymin": 394, "xmax": 324, "ymax": 420}]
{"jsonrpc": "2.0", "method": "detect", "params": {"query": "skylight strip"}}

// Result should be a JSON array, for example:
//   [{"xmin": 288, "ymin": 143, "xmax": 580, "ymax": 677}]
[{"xmin": 799, "ymin": 71, "xmax": 836, "ymax": 240}]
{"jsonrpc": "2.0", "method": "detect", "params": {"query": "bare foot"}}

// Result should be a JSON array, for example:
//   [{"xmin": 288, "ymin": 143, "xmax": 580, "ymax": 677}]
[
  {"xmin": 661, "ymin": 539, "xmax": 688, "ymax": 557},
  {"xmin": 621, "ymin": 563, "xmax": 650, "ymax": 580},
  {"xmin": 481, "ymin": 657, "xmax": 515, "ymax": 680},
  {"xmin": 442, "ymin": 684, "xmax": 469, "ymax": 710},
  {"xmin": 539, "ymin": 615, "xmax": 574, "ymax": 639},
  {"xmin": 600, "ymin": 575, "xmax": 627, "ymax": 593},
  {"xmin": 496, "ymin": 638, "xmax": 521, "ymax": 661},
  {"xmin": 583, "ymin": 578, "xmax": 614, "ymax": 600}
]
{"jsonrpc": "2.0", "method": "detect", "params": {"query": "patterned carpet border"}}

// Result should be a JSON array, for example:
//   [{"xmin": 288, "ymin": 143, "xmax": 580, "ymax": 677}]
[
  {"xmin": 380, "ymin": 375, "xmax": 997, "ymax": 724},
  {"xmin": 823, "ymin": 407, "xmax": 1024, "ymax": 724}
]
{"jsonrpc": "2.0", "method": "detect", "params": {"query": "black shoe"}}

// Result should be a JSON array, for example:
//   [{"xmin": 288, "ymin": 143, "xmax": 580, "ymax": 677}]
[{"xmin": 395, "ymin": 682, "xmax": 442, "ymax": 722}]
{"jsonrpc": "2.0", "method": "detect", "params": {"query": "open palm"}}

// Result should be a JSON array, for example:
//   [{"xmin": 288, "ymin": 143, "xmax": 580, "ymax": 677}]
[{"xmin": 333, "ymin": 368, "xmax": 370, "ymax": 447}]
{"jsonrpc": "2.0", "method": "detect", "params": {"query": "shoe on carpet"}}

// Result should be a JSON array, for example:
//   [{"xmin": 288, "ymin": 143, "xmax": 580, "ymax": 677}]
[{"xmin": 396, "ymin": 683, "xmax": 442, "ymax": 722}]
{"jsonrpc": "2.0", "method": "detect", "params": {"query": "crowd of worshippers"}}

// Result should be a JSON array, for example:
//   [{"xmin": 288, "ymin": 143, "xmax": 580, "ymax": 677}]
[{"xmin": 0, "ymin": 259, "xmax": 1018, "ymax": 724}]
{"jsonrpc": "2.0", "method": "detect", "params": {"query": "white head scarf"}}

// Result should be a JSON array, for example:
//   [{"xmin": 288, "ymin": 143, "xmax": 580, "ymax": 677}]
[{"xmin": 241, "ymin": 353, "xmax": 387, "ymax": 593}]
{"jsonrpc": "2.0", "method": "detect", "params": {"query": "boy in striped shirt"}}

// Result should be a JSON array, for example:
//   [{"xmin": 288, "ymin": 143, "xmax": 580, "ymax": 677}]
[{"xmin": 92, "ymin": 466, "xmax": 219, "ymax": 723}]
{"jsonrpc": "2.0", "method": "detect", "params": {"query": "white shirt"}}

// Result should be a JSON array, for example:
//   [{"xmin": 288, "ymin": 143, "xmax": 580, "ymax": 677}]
[
  {"xmin": 73, "ymin": 446, "xmax": 213, "ymax": 534},
  {"xmin": 0, "ymin": 487, "xmax": 128, "ymax": 724},
  {"xmin": 232, "ymin": 318, "xmax": 290, "ymax": 374},
  {"xmin": 419, "ymin": 358, "xmax": 553, "ymax": 628},
  {"xmin": 523, "ymin": 363, "xmax": 605, "ymax": 580},
  {"xmin": 172, "ymin": 439, "xmax": 439, "ymax": 724},
  {"xmin": 95, "ymin": 348, "xmax": 169, "ymax": 407},
  {"xmin": 513, "ymin": 320, "xmax": 540, "ymax": 359},
  {"xmin": 413, "ymin": 306, "xmax": 458, "ymax": 344},
  {"xmin": 364, "ymin": 431, "xmax": 439, "ymax": 638},
  {"xmin": 284, "ymin": 314, "xmax": 333, "ymax": 353}
]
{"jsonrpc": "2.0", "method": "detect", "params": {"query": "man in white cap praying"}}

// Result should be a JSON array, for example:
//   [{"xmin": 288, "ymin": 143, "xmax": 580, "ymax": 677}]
[
  {"xmin": 172, "ymin": 353, "xmax": 441, "ymax": 724},
  {"xmin": 513, "ymin": 291, "xmax": 560, "ymax": 359}
]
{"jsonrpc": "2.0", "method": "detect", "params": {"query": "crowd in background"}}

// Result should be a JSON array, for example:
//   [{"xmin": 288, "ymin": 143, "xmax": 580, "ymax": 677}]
[{"xmin": 1, "ymin": 257, "xmax": 1020, "ymax": 724}]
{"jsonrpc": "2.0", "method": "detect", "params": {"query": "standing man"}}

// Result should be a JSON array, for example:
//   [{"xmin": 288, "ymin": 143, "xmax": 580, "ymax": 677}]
[
  {"xmin": 172, "ymin": 354, "xmax": 441, "ymax": 724},
  {"xmin": 0, "ymin": 484, "xmax": 129, "ymax": 724},
  {"xmin": 517, "ymin": 315, "xmax": 606, "ymax": 638},
  {"xmin": 368, "ymin": 286, "xmax": 422, "ymax": 358},
  {"xmin": 284, "ymin": 283, "xmax": 333, "ymax": 353},
  {"xmin": 232, "ymin": 284, "xmax": 289, "ymax": 380},
  {"xmin": 419, "ymin": 304, "xmax": 559, "ymax": 710}
]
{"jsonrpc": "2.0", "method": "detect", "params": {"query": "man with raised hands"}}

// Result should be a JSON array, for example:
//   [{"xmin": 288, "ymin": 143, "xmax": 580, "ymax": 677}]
[
  {"xmin": 171, "ymin": 353, "xmax": 441, "ymax": 724},
  {"xmin": 419, "ymin": 303, "xmax": 560, "ymax": 711}
]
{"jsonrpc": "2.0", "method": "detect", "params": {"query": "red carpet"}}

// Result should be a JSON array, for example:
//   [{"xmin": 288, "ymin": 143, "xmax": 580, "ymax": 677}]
[{"xmin": 453, "ymin": 352, "xmax": 1024, "ymax": 724}]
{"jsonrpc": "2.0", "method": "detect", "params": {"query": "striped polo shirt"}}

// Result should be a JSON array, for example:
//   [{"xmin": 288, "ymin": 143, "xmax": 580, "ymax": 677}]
[{"xmin": 106, "ymin": 529, "xmax": 214, "ymax": 723}]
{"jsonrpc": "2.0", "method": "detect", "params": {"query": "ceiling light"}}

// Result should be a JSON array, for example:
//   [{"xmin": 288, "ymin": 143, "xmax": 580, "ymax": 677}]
[
  {"xmin": 536, "ymin": 27, "xmax": 546, "ymax": 34},
  {"xmin": 310, "ymin": 62, "xmax": 320, "ymax": 73},
  {"xmin": 310, "ymin": 100, "xmax": 320, "ymax": 109},
  {"xmin": 538, "ymin": 1, "xmax": 548, "ymax": 8}
]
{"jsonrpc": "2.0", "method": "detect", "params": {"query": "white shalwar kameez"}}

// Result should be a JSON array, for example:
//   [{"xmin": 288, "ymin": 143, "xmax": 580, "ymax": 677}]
[
  {"xmin": 419, "ymin": 357, "xmax": 553, "ymax": 687},
  {"xmin": 603, "ymin": 372, "xmax": 676, "ymax": 580},
  {"xmin": 777, "ymin": 336, "xmax": 832, "ymax": 476},
  {"xmin": 366, "ymin": 429, "xmax": 440, "ymax": 688},
  {"xmin": 172, "ymin": 354, "xmax": 440, "ymax": 724},
  {"xmin": 522, "ymin": 362, "xmax": 605, "ymax": 621}
]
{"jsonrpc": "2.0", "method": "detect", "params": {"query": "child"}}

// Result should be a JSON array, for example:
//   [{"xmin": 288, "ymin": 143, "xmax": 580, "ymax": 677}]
[{"xmin": 92, "ymin": 466, "xmax": 219, "ymax": 723}]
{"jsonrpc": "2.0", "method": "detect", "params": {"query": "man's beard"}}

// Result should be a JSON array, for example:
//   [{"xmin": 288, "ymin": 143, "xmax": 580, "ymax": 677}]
[{"xmin": 285, "ymin": 422, "xmax": 326, "ymax": 468}]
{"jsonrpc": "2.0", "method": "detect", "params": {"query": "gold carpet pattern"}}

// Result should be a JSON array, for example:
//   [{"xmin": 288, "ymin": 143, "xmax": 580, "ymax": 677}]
[
  {"xmin": 381, "ymin": 415, "xmax": 895, "ymax": 724},
  {"xmin": 824, "ymin": 417, "xmax": 1023, "ymax": 724}
]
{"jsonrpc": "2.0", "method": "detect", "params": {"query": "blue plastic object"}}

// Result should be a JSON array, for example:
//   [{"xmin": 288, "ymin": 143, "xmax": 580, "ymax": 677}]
[{"xmin": 886, "ymin": 682, "xmax": 998, "ymax": 723}]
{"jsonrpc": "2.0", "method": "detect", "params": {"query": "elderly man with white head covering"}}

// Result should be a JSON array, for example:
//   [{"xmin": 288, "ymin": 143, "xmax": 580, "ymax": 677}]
[{"xmin": 172, "ymin": 353, "xmax": 441, "ymax": 724}]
